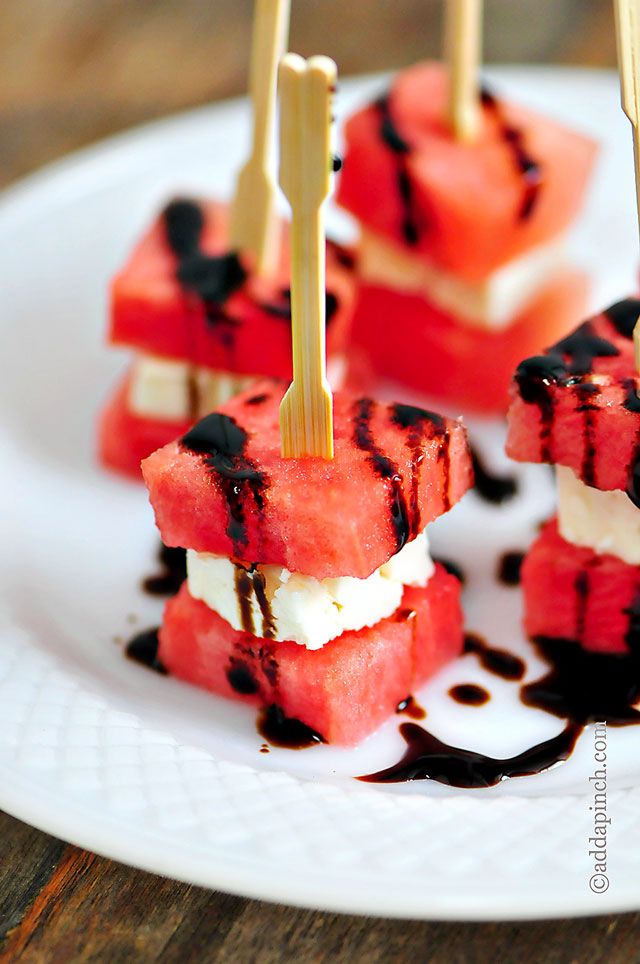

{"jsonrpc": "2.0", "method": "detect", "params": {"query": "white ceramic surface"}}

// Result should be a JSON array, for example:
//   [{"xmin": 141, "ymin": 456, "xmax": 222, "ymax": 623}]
[{"xmin": 1, "ymin": 67, "xmax": 640, "ymax": 920}]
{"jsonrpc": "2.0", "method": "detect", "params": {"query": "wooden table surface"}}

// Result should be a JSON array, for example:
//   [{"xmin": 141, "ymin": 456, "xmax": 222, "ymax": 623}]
[{"xmin": 2, "ymin": 1, "xmax": 638, "ymax": 960}]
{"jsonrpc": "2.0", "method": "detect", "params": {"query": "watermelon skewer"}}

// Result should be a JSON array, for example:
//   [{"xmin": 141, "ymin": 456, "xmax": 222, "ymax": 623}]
[
  {"xmin": 98, "ymin": 1, "xmax": 356, "ymax": 480},
  {"xmin": 506, "ymin": 4, "xmax": 640, "ymax": 656},
  {"xmin": 142, "ymin": 55, "xmax": 474, "ymax": 746},
  {"xmin": 335, "ymin": 4, "xmax": 596, "ymax": 413}
]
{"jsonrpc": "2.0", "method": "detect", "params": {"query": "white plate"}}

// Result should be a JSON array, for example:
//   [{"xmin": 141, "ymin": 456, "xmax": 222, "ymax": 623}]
[{"xmin": 2, "ymin": 67, "xmax": 640, "ymax": 921}]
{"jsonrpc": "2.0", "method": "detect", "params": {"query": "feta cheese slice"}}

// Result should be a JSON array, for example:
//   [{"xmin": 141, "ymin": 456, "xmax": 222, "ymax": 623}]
[
  {"xmin": 358, "ymin": 228, "xmax": 566, "ymax": 330},
  {"xmin": 128, "ymin": 355, "xmax": 255, "ymax": 421},
  {"xmin": 557, "ymin": 465, "xmax": 640, "ymax": 565},
  {"xmin": 187, "ymin": 530, "xmax": 434, "ymax": 649}
]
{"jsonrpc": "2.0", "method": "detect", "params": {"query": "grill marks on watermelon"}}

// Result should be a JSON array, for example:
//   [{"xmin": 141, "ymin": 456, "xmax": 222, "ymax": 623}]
[
  {"xmin": 181, "ymin": 412, "xmax": 267, "ymax": 555},
  {"xmin": 353, "ymin": 399, "xmax": 449, "ymax": 551}
]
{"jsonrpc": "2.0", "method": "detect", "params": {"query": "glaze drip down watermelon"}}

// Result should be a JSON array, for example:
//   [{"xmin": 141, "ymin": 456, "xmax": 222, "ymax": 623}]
[
  {"xmin": 336, "ymin": 61, "xmax": 597, "ymax": 281},
  {"xmin": 506, "ymin": 297, "xmax": 640, "ymax": 495},
  {"xmin": 142, "ymin": 382, "xmax": 473, "ymax": 580},
  {"xmin": 522, "ymin": 519, "xmax": 640, "ymax": 655},
  {"xmin": 109, "ymin": 199, "xmax": 355, "ymax": 378},
  {"xmin": 160, "ymin": 567, "xmax": 463, "ymax": 745}
]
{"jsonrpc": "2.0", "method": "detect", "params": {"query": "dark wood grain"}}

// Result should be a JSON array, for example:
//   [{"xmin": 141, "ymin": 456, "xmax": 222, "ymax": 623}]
[
  {"xmin": 1, "ymin": 804, "xmax": 639, "ymax": 962},
  {"xmin": 1, "ymin": 0, "xmax": 637, "ymax": 959}
]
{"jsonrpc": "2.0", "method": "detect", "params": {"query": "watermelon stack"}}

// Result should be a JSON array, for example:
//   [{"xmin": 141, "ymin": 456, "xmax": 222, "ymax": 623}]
[
  {"xmin": 506, "ymin": 298, "xmax": 640, "ymax": 653},
  {"xmin": 98, "ymin": 199, "xmax": 356, "ymax": 478},
  {"xmin": 336, "ymin": 61, "xmax": 597, "ymax": 413},
  {"xmin": 142, "ymin": 382, "xmax": 473, "ymax": 745}
]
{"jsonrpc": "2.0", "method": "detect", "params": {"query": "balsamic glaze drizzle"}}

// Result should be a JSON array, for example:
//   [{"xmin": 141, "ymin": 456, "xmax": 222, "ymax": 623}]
[
  {"xmin": 142, "ymin": 542, "xmax": 187, "ymax": 596},
  {"xmin": 226, "ymin": 658, "xmax": 259, "ymax": 695},
  {"xmin": 353, "ymin": 398, "xmax": 411, "ymax": 552},
  {"xmin": 433, "ymin": 557, "xmax": 466, "ymax": 585},
  {"xmin": 257, "ymin": 705, "xmax": 325, "ymax": 749},
  {"xmin": 522, "ymin": 636, "xmax": 640, "ymax": 727},
  {"xmin": 514, "ymin": 322, "xmax": 618, "ymax": 465},
  {"xmin": 604, "ymin": 297, "xmax": 640, "ymax": 339},
  {"xmin": 259, "ymin": 288, "xmax": 339, "ymax": 325},
  {"xmin": 163, "ymin": 199, "xmax": 247, "ymax": 315},
  {"xmin": 375, "ymin": 95, "xmax": 422, "ymax": 246},
  {"xmin": 497, "ymin": 551, "xmax": 524, "ymax": 587},
  {"xmin": 480, "ymin": 86, "xmax": 542, "ymax": 221},
  {"xmin": 181, "ymin": 413, "xmax": 267, "ymax": 555},
  {"xmin": 358, "ymin": 720, "xmax": 581, "ymax": 787},
  {"xmin": 449, "ymin": 683, "xmax": 491, "ymax": 706},
  {"xmin": 392, "ymin": 402, "xmax": 450, "ymax": 525},
  {"xmin": 464, "ymin": 632, "xmax": 526, "ymax": 681},
  {"xmin": 470, "ymin": 447, "xmax": 518, "ymax": 505},
  {"xmin": 125, "ymin": 628, "xmax": 167, "ymax": 675},
  {"xmin": 396, "ymin": 695, "xmax": 426, "ymax": 720}
]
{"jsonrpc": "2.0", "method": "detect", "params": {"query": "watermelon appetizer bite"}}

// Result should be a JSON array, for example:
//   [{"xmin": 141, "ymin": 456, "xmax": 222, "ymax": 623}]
[
  {"xmin": 98, "ymin": 199, "xmax": 355, "ymax": 478},
  {"xmin": 506, "ymin": 297, "xmax": 640, "ymax": 654},
  {"xmin": 142, "ymin": 382, "xmax": 473, "ymax": 745},
  {"xmin": 336, "ymin": 61, "xmax": 597, "ymax": 413}
]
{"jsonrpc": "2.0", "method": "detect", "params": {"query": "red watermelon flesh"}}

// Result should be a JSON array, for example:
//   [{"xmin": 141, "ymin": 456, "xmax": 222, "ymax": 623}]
[
  {"xmin": 159, "ymin": 565, "xmax": 463, "ymax": 745},
  {"xmin": 142, "ymin": 382, "xmax": 473, "ymax": 581},
  {"xmin": 98, "ymin": 370, "xmax": 192, "ymax": 480},
  {"xmin": 506, "ymin": 297, "xmax": 640, "ymax": 493},
  {"xmin": 109, "ymin": 199, "xmax": 355, "ymax": 378},
  {"xmin": 336, "ymin": 61, "xmax": 597, "ymax": 282},
  {"xmin": 348, "ymin": 269, "xmax": 587, "ymax": 414},
  {"xmin": 523, "ymin": 518, "xmax": 640, "ymax": 655}
]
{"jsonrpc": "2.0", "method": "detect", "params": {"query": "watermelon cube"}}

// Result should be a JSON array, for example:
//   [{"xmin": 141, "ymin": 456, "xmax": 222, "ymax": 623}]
[
  {"xmin": 506, "ymin": 298, "xmax": 640, "ymax": 495},
  {"xmin": 160, "ymin": 565, "xmax": 463, "ymax": 745},
  {"xmin": 109, "ymin": 198, "xmax": 355, "ymax": 378},
  {"xmin": 142, "ymin": 382, "xmax": 473, "ymax": 581},
  {"xmin": 522, "ymin": 519, "xmax": 640, "ymax": 655},
  {"xmin": 336, "ymin": 61, "xmax": 597, "ymax": 281},
  {"xmin": 348, "ymin": 269, "xmax": 588, "ymax": 414}
]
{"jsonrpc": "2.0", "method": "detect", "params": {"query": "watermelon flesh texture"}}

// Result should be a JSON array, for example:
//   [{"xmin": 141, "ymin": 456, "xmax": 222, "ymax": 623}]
[
  {"xmin": 336, "ymin": 61, "xmax": 597, "ymax": 282},
  {"xmin": 142, "ymin": 382, "xmax": 473, "ymax": 581},
  {"xmin": 523, "ymin": 519, "xmax": 640, "ymax": 655},
  {"xmin": 159, "ymin": 565, "xmax": 463, "ymax": 745},
  {"xmin": 109, "ymin": 199, "xmax": 355, "ymax": 378},
  {"xmin": 506, "ymin": 299, "xmax": 640, "ymax": 493},
  {"xmin": 348, "ymin": 270, "xmax": 588, "ymax": 414}
]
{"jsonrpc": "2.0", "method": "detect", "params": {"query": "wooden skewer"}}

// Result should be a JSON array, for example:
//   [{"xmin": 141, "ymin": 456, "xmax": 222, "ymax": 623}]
[
  {"xmin": 230, "ymin": 0, "xmax": 290, "ymax": 276},
  {"xmin": 278, "ymin": 54, "xmax": 336, "ymax": 459},
  {"xmin": 444, "ymin": 0, "xmax": 483, "ymax": 142},
  {"xmin": 614, "ymin": 0, "xmax": 640, "ymax": 374}
]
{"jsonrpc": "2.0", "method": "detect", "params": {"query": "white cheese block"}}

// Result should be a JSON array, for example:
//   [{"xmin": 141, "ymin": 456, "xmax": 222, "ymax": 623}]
[
  {"xmin": 557, "ymin": 465, "xmax": 640, "ymax": 565},
  {"xmin": 129, "ymin": 353, "xmax": 347, "ymax": 422},
  {"xmin": 129, "ymin": 355, "xmax": 255, "ymax": 421},
  {"xmin": 187, "ymin": 530, "xmax": 434, "ymax": 650},
  {"xmin": 128, "ymin": 355, "xmax": 255, "ymax": 420},
  {"xmin": 358, "ymin": 228, "xmax": 566, "ymax": 329}
]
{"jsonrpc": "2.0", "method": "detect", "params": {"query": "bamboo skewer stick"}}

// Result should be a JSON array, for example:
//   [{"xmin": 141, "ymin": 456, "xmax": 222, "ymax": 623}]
[
  {"xmin": 444, "ymin": 0, "xmax": 483, "ymax": 142},
  {"xmin": 615, "ymin": 0, "xmax": 640, "ymax": 374},
  {"xmin": 230, "ymin": 0, "xmax": 290, "ymax": 276},
  {"xmin": 278, "ymin": 54, "xmax": 336, "ymax": 459}
]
